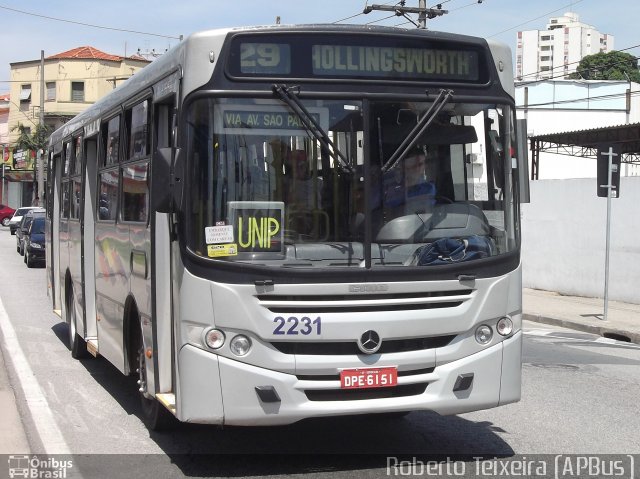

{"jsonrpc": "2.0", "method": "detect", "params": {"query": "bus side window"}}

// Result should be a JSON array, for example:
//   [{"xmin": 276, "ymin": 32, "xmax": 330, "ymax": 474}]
[
  {"xmin": 102, "ymin": 115, "xmax": 121, "ymax": 167},
  {"xmin": 122, "ymin": 163, "xmax": 149, "ymax": 223},
  {"xmin": 62, "ymin": 181, "xmax": 70, "ymax": 219},
  {"xmin": 98, "ymin": 170, "xmax": 119, "ymax": 221},
  {"xmin": 126, "ymin": 100, "xmax": 150, "ymax": 161}
]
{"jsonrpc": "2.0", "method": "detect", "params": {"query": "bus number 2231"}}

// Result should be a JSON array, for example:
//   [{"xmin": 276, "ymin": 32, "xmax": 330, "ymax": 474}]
[{"xmin": 273, "ymin": 316, "xmax": 321, "ymax": 335}]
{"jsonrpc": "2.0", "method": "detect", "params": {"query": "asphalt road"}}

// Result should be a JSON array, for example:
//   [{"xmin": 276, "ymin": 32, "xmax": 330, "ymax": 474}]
[{"xmin": 1, "ymin": 227, "xmax": 639, "ymax": 478}]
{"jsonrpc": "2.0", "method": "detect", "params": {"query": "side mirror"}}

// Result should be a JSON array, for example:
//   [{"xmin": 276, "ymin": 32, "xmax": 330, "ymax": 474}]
[
  {"xmin": 515, "ymin": 119, "xmax": 530, "ymax": 203},
  {"xmin": 151, "ymin": 148, "xmax": 173, "ymax": 213}
]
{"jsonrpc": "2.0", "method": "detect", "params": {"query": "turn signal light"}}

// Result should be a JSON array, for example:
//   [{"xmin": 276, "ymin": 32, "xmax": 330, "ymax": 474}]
[
  {"xmin": 497, "ymin": 317, "xmax": 514, "ymax": 336},
  {"xmin": 203, "ymin": 328, "xmax": 225, "ymax": 349}
]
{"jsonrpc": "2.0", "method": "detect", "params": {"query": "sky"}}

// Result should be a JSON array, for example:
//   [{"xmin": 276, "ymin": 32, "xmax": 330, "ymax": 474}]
[{"xmin": 1, "ymin": 0, "xmax": 639, "ymax": 88}]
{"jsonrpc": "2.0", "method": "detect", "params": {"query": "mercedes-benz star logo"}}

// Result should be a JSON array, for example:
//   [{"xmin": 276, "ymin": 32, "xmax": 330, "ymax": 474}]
[{"xmin": 357, "ymin": 330, "xmax": 382, "ymax": 354}]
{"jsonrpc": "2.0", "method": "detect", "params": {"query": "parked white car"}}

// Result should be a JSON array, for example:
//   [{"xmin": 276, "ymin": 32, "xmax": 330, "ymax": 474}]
[{"xmin": 8, "ymin": 207, "xmax": 41, "ymax": 235}]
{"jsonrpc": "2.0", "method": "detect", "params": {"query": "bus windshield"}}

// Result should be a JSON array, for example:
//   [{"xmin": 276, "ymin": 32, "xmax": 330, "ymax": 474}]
[{"xmin": 186, "ymin": 96, "xmax": 517, "ymax": 269}]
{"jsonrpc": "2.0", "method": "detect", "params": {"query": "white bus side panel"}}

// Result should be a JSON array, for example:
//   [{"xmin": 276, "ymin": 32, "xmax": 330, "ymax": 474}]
[
  {"xmin": 83, "ymin": 139, "xmax": 98, "ymax": 338},
  {"xmin": 95, "ymin": 222, "xmax": 130, "ymax": 372},
  {"xmin": 154, "ymin": 212, "xmax": 173, "ymax": 392},
  {"xmin": 52, "ymin": 157, "xmax": 62, "ymax": 311}
]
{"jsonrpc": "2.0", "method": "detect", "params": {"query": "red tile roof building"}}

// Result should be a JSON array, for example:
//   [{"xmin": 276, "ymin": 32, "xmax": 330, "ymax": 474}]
[{"xmin": 7, "ymin": 46, "xmax": 151, "ymax": 146}]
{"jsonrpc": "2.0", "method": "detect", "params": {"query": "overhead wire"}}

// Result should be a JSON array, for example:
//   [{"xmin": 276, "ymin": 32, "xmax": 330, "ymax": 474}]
[
  {"xmin": 488, "ymin": 0, "xmax": 584, "ymax": 38},
  {"xmin": 391, "ymin": 0, "xmax": 486, "ymax": 28},
  {"xmin": 517, "ymin": 89, "xmax": 640, "ymax": 109},
  {"xmin": 365, "ymin": 13, "xmax": 401, "ymax": 25},
  {"xmin": 0, "ymin": 73, "xmax": 141, "ymax": 84},
  {"xmin": 332, "ymin": 0, "xmax": 398, "ymax": 24},
  {"xmin": 518, "ymin": 47, "xmax": 640, "ymax": 85},
  {"xmin": 0, "ymin": 4, "xmax": 181, "ymax": 40}
]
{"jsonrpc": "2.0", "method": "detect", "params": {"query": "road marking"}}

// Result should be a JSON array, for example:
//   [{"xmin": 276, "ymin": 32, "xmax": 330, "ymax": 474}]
[
  {"xmin": 0, "ymin": 296, "xmax": 71, "ymax": 454},
  {"xmin": 524, "ymin": 329, "xmax": 640, "ymax": 349}
]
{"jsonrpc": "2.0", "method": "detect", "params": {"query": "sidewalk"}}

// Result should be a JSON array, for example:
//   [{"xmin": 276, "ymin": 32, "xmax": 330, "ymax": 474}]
[
  {"xmin": 523, "ymin": 288, "xmax": 640, "ymax": 344},
  {"xmin": 0, "ymin": 341, "xmax": 31, "ymax": 454}
]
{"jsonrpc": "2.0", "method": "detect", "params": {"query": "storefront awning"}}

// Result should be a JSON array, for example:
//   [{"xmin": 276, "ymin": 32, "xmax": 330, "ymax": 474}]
[{"xmin": 2, "ymin": 171, "xmax": 35, "ymax": 182}]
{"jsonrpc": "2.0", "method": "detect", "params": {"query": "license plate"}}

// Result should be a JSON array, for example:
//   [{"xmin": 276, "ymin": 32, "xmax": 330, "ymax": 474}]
[{"xmin": 340, "ymin": 367, "xmax": 398, "ymax": 389}]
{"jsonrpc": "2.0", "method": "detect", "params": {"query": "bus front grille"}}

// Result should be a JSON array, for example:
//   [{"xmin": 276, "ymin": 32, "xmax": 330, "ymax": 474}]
[
  {"xmin": 256, "ymin": 289, "xmax": 473, "ymax": 314},
  {"xmin": 296, "ymin": 367, "xmax": 435, "ymax": 381},
  {"xmin": 271, "ymin": 336, "xmax": 455, "ymax": 355},
  {"xmin": 304, "ymin": 383, "xmax": 428, "ymax": 401}
]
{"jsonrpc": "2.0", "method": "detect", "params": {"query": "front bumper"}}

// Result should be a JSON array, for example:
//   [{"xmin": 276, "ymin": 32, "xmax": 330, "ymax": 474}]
[
  {"xmin": 27, "ymin": 247, "xmax": 46, "ymax": 260},
  {"xmin": 176, "ymin": 331, "xmax": 522, "ymax": 426}
]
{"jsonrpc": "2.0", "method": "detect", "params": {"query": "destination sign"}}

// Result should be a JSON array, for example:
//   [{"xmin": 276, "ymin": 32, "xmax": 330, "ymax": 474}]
[
  {"xmin": 230, "ymin": 35, "xmax": 486, "ymax": 83},
  {"xmin": 223, "ymin": 110, "xmax": 319, "ymax": 130},
  {"xmin": 216, "ymin": 105, "xmax": 328, "ymax": 136},
  {"xmin": 312, "ymin": 45, "xmax": 478, "ymax": 80}
]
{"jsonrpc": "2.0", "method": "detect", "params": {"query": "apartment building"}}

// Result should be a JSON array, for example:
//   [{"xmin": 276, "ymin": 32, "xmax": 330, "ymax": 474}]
[{"xmin": 516, "ymin": 12, "xmax": 614, "ymax": 81}]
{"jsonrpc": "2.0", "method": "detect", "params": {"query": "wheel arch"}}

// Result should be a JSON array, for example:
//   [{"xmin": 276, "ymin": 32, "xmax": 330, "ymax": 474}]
[
  {"xmin": 64, "ymin": 269, "xmax": 73, "ymax": 324},
  {"xmin": 123, "ymin": 295, "xmax": 141, "ymax": 376}
]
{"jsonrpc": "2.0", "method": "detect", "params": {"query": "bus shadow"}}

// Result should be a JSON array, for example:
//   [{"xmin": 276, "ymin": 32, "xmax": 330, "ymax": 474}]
[
  {"xmin": 52, "ymin": 322, "xmax": 515, "ymax": 476},
  {"xmin": 161, "ymin": 413, "xmax": 514, "ymax": 477}
]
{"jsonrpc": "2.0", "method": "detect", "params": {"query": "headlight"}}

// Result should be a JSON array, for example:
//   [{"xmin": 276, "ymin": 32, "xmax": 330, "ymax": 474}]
[
  {"xmin": 475, "ymin": 325, "xmax": 493, "ymax": 345},
  {"xmin": 30, "ymin": 243, "xmax": 43, "ymax": 249},
  {"xmin": 230, "ymin": 335, "xmax": 252, "ymax": 356}
]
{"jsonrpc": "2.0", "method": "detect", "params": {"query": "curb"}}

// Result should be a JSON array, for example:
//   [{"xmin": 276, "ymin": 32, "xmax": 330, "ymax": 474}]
[{"xmin": 523, "ymin": 313, "xmax": 640, "ymax": 345}]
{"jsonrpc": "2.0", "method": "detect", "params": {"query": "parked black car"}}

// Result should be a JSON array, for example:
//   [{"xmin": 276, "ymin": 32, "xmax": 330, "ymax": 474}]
[
  {"xmin": 23, "ymin": 216, "xmax": 46, "ymax": 268},
  {"xmin": 16, "ymin": 208, "xmax": 45, "ymax": 255}
]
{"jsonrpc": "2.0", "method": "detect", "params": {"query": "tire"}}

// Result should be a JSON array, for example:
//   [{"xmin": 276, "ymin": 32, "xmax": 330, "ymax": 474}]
[
  {"xmin": 1, "ymin": 217, "xmax": 9, "ymax": 227},
  {"xmin": 67, "ymin": 288, "xmax": 88, "ymax": 359},
  {"xmin": 134, "ymin": 320, "xmax": 173, "ymax": 431},
  {"xmin": 24, "ymin": 251, "xmax": 29, "ymax": 266}
]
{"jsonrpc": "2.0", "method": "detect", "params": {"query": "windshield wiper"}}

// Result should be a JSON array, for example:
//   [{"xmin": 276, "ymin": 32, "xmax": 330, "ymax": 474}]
[
  {"xmin": 272, "ymin": 84, "xmax": 353, "ymax": 173},
  {"xmin": 381, "ymin": 89, "xmax": 453, "ymax": 173}
]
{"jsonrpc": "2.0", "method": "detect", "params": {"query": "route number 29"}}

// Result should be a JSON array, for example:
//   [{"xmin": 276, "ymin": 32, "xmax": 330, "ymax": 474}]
[
  {"xmin": 273, "ymin": 316, "xmax": 321, "ymax": 336},
  {"xmin": 241, "ymin": 43, "xmax": 282, "ymax": 68}
]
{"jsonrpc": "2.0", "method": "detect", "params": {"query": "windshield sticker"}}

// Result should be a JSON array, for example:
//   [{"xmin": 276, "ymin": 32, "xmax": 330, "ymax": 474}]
[
  {"xmin": 205, "ymin": 225, "xmax": 234, "ymax": 245},
  {"xmin": 228, "ymin": 201, "xmax": 285, "ymax": 258},
  {"xmin": 208, "ymin": 244, "xmax": 238, "ymax": 257}
]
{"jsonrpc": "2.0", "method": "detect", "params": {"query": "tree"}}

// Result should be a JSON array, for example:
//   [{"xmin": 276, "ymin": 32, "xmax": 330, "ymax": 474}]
[
  {"xmin": 569, "ymin": 51, "xmax": 640, "ymax": 82},
  {"xmin": 11, "ymin": 122, "xmax": 52, "ymax": 154}
]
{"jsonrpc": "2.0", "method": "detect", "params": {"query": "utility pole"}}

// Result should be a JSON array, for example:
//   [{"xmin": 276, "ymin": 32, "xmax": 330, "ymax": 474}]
[
  {"xmin": 363, "ymin": 1, "xmax": 447, "ymax": 29},
  {"xmin": 2, "ymin": 145, "xmax": 6, "ymax": 205},
  {"xmin": 418, "ymin": 0, "xmax": 427, "ymax": 29},
  {"xmin": 38, "ymin": 50, "xmax": 45, "ymax": 207}
]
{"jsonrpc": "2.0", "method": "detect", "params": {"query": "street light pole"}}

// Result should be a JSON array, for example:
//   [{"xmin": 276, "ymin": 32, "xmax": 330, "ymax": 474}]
[
  {"xmin": 1, "ymin": 147, "xmax": 6, "ymax": 205},
  {"xmin": 600, "ymin": 146, "xmax": 618, "ymax": 321},
  {"xmin": 38, "ymin": 50, "xmax": 45, "ymax": 207}
]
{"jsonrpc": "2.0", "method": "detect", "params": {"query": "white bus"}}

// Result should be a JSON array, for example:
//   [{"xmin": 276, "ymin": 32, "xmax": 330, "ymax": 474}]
[{"xmin": 46, "ymin": 25, "xmax": 526, "ymax": 430}]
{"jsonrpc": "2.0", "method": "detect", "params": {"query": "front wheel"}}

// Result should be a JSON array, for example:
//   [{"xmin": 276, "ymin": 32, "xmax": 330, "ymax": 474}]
[
  {"xmin": 135, "ymin": 322, "xmax": 173, "ymax": 431},
  {"xmin": 67, "ymin": 288, "xmax": 88, "ymax": 359},
  {"xmin": 1, "ymin": 217, "xmax": 9, "ymax": 227}
]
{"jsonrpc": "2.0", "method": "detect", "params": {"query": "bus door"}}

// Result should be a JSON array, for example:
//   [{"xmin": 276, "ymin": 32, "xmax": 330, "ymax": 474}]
[
  {"xmin": 150, "ymin": 72, "xmax": 180, "ymax": 396},
  {"xmin": 49, "ymin": 152, "xmax": 62, "ymax": 311},
  {"xmin": 66, "ymin": 137, "xmax": 84, "ymax": 336},
  {"xmin": 82, "ymin": 135, "xmax": 99, "ymax": 340}
]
